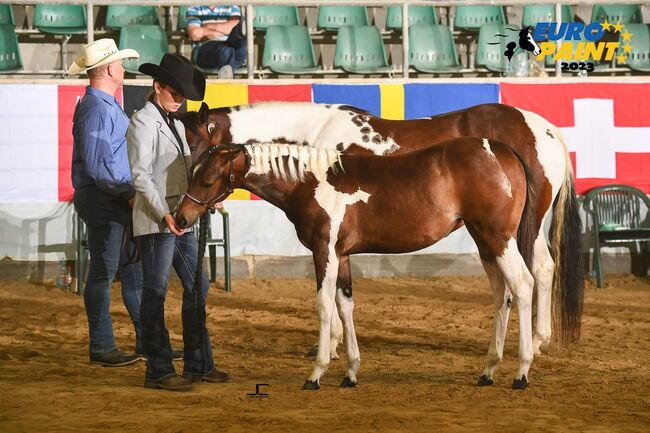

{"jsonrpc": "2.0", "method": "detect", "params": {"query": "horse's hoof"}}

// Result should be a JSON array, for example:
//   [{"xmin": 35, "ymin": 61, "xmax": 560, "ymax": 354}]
[
  {"xmin": 340, "ymin": 376, "xmax": 357, "ymax": 388},
  {"xmin": 512, "ymin": 375, "xmax": 528, "ymax": 390},
  {"xmin": 477, "ymin": 375, "xmax": 494, "ymax": 387},
  {"xmin": 306, "ymin": 345, "xmax": 319, "ymax": 357},
  {"xmin": 303, "ymin": 380, "xmax": 320, "ymax": 391}
]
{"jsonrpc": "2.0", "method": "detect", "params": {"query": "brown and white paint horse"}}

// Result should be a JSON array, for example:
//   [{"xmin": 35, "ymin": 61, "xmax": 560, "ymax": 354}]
[
  {"xmin": 178, "ymin": 101, "xmax": 584, "ymax": 357},
  {"xmin": 175, "ymin": 138, "xmax": 551, "ymax": 389}
]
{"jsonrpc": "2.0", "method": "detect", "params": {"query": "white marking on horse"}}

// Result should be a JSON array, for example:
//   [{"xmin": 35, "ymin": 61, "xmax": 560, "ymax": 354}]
[
  {"xmin": 227, "ymin": 102, "xmax": 399, "ymax": 155},
  {"xmin": 308, "ymin": 181, "xmax": 370, "ymax": 383},
  {"xmin": 192, "ymin": 163, "xmax": 202, "ymax": 177},
  {"xmin": 482, "ymin": 138, "xmax": 512, "ymax": 198}
]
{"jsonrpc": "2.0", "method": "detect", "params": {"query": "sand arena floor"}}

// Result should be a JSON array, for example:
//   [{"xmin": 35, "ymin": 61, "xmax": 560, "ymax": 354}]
[{"xmin": 1, "ymin": 274, "xmax": 649, "ymax": 433}]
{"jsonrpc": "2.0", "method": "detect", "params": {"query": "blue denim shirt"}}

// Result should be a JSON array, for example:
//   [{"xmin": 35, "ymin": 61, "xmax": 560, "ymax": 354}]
[{"xmin": 72, "ymin": 86, "xmax": 135, "ymax": 200}]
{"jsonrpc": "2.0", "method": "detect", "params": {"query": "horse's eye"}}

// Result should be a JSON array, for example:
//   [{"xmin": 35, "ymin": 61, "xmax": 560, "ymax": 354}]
[{"xmin": 202, "ymin": 182, "xmax": 214, "ymax": 188}]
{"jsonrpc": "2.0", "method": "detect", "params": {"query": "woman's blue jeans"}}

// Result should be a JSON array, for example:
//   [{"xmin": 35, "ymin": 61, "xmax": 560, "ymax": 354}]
[{"xmin": 138, "ymin": 231, "xmax": 214, "ymax": 380}]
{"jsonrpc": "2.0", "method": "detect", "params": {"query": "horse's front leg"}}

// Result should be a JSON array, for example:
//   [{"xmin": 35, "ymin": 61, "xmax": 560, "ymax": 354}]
[
  {"xmin": 303, "ymin": 247, "xmax": 339, "ymax": 390},
  {"xmin": 336, "ymin": 255, "xmax": 360, "ymax": 387}
]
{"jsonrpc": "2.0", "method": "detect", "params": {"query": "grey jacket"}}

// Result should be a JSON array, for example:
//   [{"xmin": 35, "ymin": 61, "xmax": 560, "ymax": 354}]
[{"xmin": 127, "ymin": 101, "xmax": 192, "ymax": 236}]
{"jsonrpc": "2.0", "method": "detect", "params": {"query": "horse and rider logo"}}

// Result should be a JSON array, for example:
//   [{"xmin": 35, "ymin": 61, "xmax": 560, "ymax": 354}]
[{"xmin": 488, "ymin": 26, "xmax": 541, "ymax": 61}]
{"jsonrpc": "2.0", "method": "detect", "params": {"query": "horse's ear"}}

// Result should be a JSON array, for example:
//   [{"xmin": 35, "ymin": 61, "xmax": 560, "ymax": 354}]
[{"xmin": 199, "ymin": 102, "xmax": 209, "ymax": 123}]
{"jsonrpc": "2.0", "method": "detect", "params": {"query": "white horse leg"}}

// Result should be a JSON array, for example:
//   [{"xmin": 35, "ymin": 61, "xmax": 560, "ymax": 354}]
[
  {"xmin": 336, "ymin": 288, "xmax": 360, "ymax": 387},
  {"xmin": 496, "ymin": 238, "xmax": 535, "ymax": 390},
  {"xmin": 532, "ymin": 228, "xmax": 554, "ymax": 354},
  {"xmin": 329, "ymin": 307, "xmax": 343, "ymax": 360},
  {"xmin": 304, "ymin": 252, "xmax": 339, "ymax": 390},
  {"xmin": 478, "ymin": 261, "xmax": 511, "ymax": 386}
]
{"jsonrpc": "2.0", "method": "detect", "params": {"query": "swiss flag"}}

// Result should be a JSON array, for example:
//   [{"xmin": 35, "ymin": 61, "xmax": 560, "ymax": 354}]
[{"xmin": 501, "ymin": 83, "xmax": 650, "ymax": 194}]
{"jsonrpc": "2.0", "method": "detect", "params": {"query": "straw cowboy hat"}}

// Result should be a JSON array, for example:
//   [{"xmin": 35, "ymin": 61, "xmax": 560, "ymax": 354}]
[
  {"xmin": 139, "ymin": 53, "xmax": 206, "ymax": 101},
  {"xmin": 68, "ymin": 38, "xmax": 139, "ymax": 75}
]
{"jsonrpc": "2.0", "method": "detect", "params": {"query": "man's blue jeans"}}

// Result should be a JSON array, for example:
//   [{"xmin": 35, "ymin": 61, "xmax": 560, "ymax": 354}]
[
  {"xmin": 194, "ymin": 38, "xmax": 246, "ymax": 70},
  {"xmin": 138, "ymin": 232, "xmax": 214, "ymax": 380},
  {"xmin": 74, "ymin": 187, "xmax": 143, "ymax": 355}
]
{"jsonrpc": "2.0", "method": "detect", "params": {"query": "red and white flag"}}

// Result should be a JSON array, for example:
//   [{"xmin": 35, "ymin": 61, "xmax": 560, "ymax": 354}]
[{"xmin": 501, "ymin": 83, "xmax": 650, "ymax": 194}]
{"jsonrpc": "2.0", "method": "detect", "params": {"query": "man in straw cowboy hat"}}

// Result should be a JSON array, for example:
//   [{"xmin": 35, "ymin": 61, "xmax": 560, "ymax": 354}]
[
  {"xmin": 68, "ymin": 39, "xmax": 145, "ymax": 367},
  {"xmin": 127, "ymin": 53, "xmax": 229, "ymax": 391}
]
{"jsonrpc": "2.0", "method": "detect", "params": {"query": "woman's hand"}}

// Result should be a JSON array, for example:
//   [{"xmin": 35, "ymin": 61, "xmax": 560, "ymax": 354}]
[{"xmin": 164, "ymin": 213, "xmax": 186, "ymax": 236}]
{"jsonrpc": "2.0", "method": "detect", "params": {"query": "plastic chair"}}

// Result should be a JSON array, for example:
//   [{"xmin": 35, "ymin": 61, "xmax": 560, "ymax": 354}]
[
  {"xmin": 522, "ymin": 5, "xmax": 572, "ymax": 27},
  {"xmin": 206, "ymin": 208, "xmax": 232, "ymax": 293},
  {"xmin": 254, "ymin": 6, "xmax": 300, "ymax": 30},
  {"xmin": 334, "ymin": 25, "xmax": 391, "ymax": 74},
  {"xmin": 106, "ymin": 6, "xmax": 159, "ymax": 30},
  {"xmin": 454, "ymin": 6, "xmax": 505, "ymax": 32},
  {"xmin": 262, "ymin": 25, "xmax": 320, "ymax": 74},
  {"xmin": 591, "ymin": 4, "xmax": 642, "ymax": 24},
  {"xmin": 409, "ymin": 24, "xmax": 461, "ymax": 72},
  {"xmin": 583, "ymin": 184, "xmax": 650, "ymax": 288},
  {"xmin": 619, "ymin": 23, "xmax": 650, "ymax": 71},
  {"xmin": 33, "ymin": 4, "xmax": 87, "ymax": 71},
  {"xmin": 0, "ymin": 24, "xmax": 22, "ymax": 72},
  {"xmin": 177, "ymin": 6, "xmax": 188, "ymax": 30},
  {"xmin": 476, "ymin": 23, "xmax": 520, "ymax": 72},
  {"xmin": 119, "ymin": 24, "xmax": 169, "ymax": 74},
  {"xmin": 317, "ymin": 6, "xmax": 369, "ymax": 31},
  {"xmin": 0, "ymin": 4, "xmax": 15, "ymax": 25},
  {"xmin": 386, "ymin": 6, "xmax": 437, "ymax": 30}
]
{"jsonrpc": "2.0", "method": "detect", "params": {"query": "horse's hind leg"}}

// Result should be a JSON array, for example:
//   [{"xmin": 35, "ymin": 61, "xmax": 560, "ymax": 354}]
[
  {"xmin": 335, "ymin": 255, "xmax": 360, "ymax": 387},
  {"xmin": 496, "ymin": 239, "xmax": 535, "ymax": 389},
  {"xmin": 477, "ymin": 259, "xmax": 512, "ymax": 387},
  {"xmin": 532, "ymin": 229, "xmax": 554, "ymax": 354}
]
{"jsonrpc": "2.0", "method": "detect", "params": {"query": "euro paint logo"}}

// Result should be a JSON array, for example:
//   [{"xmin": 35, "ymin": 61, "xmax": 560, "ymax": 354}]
[{"xmin": 533, "ymin": 20, "xmax": 634, "ymax": 72}]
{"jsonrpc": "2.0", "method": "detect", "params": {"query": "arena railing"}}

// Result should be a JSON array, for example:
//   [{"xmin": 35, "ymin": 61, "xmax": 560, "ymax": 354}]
[{"xmin": 8, "ymin": 1, "xmax": 650, "ymax": 78}]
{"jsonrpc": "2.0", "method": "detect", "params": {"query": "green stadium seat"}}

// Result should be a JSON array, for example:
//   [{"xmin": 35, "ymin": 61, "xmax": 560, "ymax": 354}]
[
  {"xmin": 0, "ymin": 4, "xmax": 15, "ymax": 26},
  {"xmin": 386, "ymin": 6, "xmax": 437, "ymax": 30},
  {"xmin": 262, "ymin": 25, "xmax": 319, "ymax": 74},
  {"xmin": 254, "ymin": 6, "xmax": 300, "ymax": 30},
  {"xmin": 334, "ymin": 25, "xmax": 391, "ymax": 74},
  {"xmin": 177, "ymin": 6, "xmax": 188, "ymax": 31},
  {"xmin": 0, "ymin": 24, "xmax": 22, "ymax": 72},
  {"xmin": 119, "ymin": 24, "xmax": 169, "ymax": 75},
  {"xmin": 522, "ymin": 5, "xmax": 572, "ymax": 28},
  {"xmin": 106, "ymin": 6, "xmax": 159, "ymax": 30},
  {"xmin": 317, "ymin": 6, "xmax": 369, "ymax": 31},
  {"xmin": 476, "ymin": 23, "xmax": 519, "ymax": 72},
  {"xmin": 619, "ymin": 24, "xmax": 650, "ymax": 71},
  {"xmin": 33, "ymin": 4, "xmax": 86, "ymax": 34},
  {"xmin": 591, "ymin": 4, "xmax": 642, "ymax": 24},
  {"xmin": 409, "ymin": 24, "xmax": 461, "ymax": 73},
  {"xmin": 454, "ymin": 6, "xmax": 505, "ymax": 32}
]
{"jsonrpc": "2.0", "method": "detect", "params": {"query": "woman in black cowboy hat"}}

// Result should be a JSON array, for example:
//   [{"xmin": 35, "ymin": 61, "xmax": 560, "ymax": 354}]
[{"xmin": 126, "ymin": 53, "xmax": 229, "ymax": 391}]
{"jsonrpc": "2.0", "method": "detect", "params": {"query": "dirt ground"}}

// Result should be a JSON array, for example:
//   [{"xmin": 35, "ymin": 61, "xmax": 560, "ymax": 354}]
[{"xmin": 1, "ymin": 274, "xmax": 649, "ymax": 433}]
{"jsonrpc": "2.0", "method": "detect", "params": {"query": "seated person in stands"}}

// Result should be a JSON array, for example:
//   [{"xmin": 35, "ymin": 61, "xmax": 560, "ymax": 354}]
[{"xmin": 186, "ymin": 5, "xmax": 246, "ymax": 78}]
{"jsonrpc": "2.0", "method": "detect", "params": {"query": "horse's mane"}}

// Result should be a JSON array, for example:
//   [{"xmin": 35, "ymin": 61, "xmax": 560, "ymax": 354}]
[{"xmin": 245, "ymin": 143, "xmax": 342, "ymax": 183}]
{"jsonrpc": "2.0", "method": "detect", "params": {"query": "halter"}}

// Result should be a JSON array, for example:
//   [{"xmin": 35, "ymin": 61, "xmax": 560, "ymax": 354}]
[{"xmin": 184, "ymin": 144, "xmax": 246, "ymax": 210}]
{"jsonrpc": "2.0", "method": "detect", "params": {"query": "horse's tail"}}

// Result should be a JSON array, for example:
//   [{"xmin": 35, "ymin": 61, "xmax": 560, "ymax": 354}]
[
  {"xmin": 549, "ymin": 129, "xmax": 584, "ymax": 344},
  {"xmin": 512, "ymin": 151, "xmax": 537, "ymax": 273}
]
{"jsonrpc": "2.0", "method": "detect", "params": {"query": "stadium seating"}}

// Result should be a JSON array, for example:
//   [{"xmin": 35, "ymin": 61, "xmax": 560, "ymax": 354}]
[
  {"xmin": 385, "ymin": 6, "xmax": 438, "ymax": 30},
  {"xmin": 33, "ymin": 4, "xmax": 86, "ymax": 35},
  {"xmin": 318, "ymin": 6, "xmax": 369, "ymax": 31},
  {"xmin": 522, "ymin": 5, "xmax": 573, "ymax": 28},
  {"xmin": 254, "ymin": 6, "xmax": 300, "ymax": 30},
  {"xmin": 0, "ymin": 24, "xmax": 22, "ymax": 72},
  {"xmin": 334, "ymin": 25, "xmax": 391, "ymax": 74},
  {"xmin": 409, "ymin": 24, "xmax": 461, "ymax": 73},
  {"xmin": 106, "ymin": 6, "xmax": 159, "ymax": 30},
  {"xmin": 0, "ymin": 4, "xmax": 14, "ymax": 25},
  {"xmin": 454, "ymin": 6, "xmax": 506, "ymax": 32},
  {"xmin": 591, "ymin": 4, "xmax": 642, "ymax": 24},
  {"xmin": 119, "ymin": 24, "xmax": 169, "ymax": 74},
  {"xmin": 177, "ymin": 6, "xmax": 189, "ymax": 31},
  {"xmin": 476, "ymin": 23, "xmax": 519, "ymax": 72},
  {"xmin": 620, "ymin": 23, "xmax": 650, "ymax": 71},
  {"xmin": 262, "ymin": 25, "xmax": 319, "ymax": 74}
]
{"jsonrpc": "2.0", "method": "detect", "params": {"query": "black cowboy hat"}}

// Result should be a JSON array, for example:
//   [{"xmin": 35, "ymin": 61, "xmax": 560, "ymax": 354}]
[{"xmin": 139, "ymin": 53, "xmax": 205, "ymax": 101}]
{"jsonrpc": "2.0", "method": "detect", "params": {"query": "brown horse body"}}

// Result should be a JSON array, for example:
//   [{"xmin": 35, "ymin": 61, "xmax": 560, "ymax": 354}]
[
  {"xmin": 176, "ymin": 139, "xmax": 540, "ymax": 389},
  {"xmin": 179, "ymin": 102, "xmax": 583, "ymax": 356}
]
